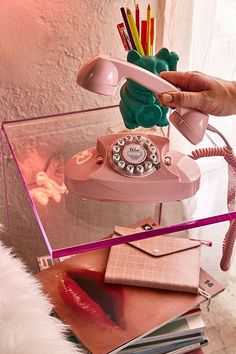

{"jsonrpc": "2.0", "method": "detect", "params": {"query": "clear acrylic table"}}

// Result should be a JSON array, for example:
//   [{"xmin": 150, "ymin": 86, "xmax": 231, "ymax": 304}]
[{"xmin": 1, "ymin": 105, "xmax": 236, "ymax": 277}]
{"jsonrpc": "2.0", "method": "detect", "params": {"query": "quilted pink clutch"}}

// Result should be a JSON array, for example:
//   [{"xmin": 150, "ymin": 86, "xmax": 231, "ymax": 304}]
[{"xmin": 105, "ymin": 226, "xmax": 201, "ymax": 294}]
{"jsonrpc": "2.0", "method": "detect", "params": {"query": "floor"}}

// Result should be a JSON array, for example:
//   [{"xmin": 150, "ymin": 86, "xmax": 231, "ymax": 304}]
[
  {"xmin": 197, "ymin": 223, "xmax": 236, "ymax": 354},
  {"xmin": 202, "ymin": 280, "xmax": 236, "ymax": 354}
]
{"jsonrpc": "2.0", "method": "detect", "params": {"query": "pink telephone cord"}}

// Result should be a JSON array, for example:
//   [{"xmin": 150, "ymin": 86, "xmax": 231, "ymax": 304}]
[{"xmin": 191, "ymin": 125, "xmax": 236, "ymax": 271}]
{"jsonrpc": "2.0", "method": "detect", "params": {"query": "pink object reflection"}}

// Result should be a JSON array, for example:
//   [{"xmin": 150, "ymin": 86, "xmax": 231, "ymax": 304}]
[{"xmin": 19, "ymin": 151, "xmax": 67, "ymax": 206}]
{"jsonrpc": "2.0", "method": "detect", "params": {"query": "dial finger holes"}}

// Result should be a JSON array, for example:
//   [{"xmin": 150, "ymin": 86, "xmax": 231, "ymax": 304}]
[{"xmin": 109, "ymin": 135, "xmax": 160, "ymax": 177}]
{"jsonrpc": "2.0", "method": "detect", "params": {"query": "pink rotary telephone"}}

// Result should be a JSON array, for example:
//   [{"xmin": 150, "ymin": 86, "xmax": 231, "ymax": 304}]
[
  {"xmin": 66, "ymin": 54, "xmax": 208, "ymax": 202},
  {"xmin": 65, "ymin": 54, "xmax": 236, "ymax": 271}
]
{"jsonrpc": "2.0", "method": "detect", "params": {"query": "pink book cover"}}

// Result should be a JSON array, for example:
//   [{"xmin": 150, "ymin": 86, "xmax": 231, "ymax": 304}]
[
  {"xmin": 37, "ymin": 246, "xmax": 223, "ymax": 354},
  {"xmin": 104, "ymin": 233, "xmax": 201, "ymax": 294}
]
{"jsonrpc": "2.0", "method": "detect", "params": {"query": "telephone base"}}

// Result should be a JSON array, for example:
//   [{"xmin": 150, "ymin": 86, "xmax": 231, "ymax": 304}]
[{"xmin": 65, "ymin": 133, "xmax": 201, "ymax": 203}]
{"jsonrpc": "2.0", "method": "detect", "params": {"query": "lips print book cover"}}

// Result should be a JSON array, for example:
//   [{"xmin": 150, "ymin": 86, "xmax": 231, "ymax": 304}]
[{"xmin": 37, "ymin": 223, "xmax": 224, "ymax": 354}]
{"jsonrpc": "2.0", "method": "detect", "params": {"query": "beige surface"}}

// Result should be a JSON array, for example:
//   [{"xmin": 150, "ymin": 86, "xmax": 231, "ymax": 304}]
[
  {"xmin": 201, "ymin": 280, "xmax": 236, "ymax": 354},
  {"xmin": 191, "ymin": 221, "xmax": 236, "ymax": 354}
]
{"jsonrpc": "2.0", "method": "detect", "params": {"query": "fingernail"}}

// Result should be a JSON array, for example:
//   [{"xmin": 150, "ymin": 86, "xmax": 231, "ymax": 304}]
[{"xmin": 162, "ymin": 94, "xmax": 173, "ymax": 103}]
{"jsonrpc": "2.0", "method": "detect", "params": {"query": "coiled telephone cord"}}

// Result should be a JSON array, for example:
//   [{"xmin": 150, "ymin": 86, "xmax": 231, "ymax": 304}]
[{"xmin": 190, "ymin": 124, "xmax": 236, "ymax": 271}]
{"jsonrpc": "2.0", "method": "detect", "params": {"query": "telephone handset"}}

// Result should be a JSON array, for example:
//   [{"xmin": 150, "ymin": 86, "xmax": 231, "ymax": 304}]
[
  {"xmin": 65, "ymin": 132, "xmax": 200, "ymax": 203},
  {"xmin": 76, "ymin": 54, "xmax": 209, "ymax": 145}
]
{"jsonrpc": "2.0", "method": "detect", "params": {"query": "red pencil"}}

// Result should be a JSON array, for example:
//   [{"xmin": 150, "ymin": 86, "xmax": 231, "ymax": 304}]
[
  {"xmin": 135, "ymin": 3, "xmax": 140, "ymax": 35},
  {"xmin": 141, "ymin": 20, "xmax": 147, "ymax": 55},
  {"xmin": 117, "ymin": 23, "xmax": 131, "ymax": 51}
]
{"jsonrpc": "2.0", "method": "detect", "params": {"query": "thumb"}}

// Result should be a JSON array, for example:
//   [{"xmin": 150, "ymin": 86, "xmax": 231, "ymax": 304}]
[{"xmin": 159, "ymin": 91, "xmax": 207, "ymax": 112}]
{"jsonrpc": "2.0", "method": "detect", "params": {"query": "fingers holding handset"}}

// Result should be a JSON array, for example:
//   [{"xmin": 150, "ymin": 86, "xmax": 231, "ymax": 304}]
[{"xmin": 157, "ymin": 71, "xmax": 236, "ymax": 116}]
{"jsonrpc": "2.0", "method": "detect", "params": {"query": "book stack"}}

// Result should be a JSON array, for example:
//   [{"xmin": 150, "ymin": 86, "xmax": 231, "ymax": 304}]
[
  {"xmin": 118, "ymin": 307, "xmax": 206, "ymax": 354},
  {"xmin": 37, "ymin": 218, "xmax": 224, "ymax": 354},
  {"xmin": 62, "ymin": 306, "xmax": 207, "ymax": 354}
]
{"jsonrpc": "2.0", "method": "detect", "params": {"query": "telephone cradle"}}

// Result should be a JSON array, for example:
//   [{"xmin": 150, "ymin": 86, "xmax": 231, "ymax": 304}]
[{"xmin": 65, "ymin": 132, "xmax": 200, "ymax": 203}]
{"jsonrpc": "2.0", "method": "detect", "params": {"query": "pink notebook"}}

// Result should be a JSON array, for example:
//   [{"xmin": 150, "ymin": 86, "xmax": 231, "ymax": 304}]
[{"xmin": 105, "ymin": 226, "xmax": 201, "ymax": 294}]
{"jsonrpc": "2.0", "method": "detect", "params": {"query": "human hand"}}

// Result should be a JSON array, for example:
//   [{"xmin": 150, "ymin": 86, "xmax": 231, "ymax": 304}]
[{"xmin": 158, "ymin": 71, "xmax": 236, "ymax": 116}]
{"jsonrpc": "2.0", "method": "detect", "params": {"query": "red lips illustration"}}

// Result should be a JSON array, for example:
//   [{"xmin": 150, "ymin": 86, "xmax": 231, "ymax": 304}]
[{"xmin": 59, "ymin": 269, "xmax": 126, "ymax": 329}]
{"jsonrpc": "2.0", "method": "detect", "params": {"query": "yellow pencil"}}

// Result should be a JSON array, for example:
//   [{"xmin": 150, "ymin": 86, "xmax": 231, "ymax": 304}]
[
  {"xmin": 146, "ymin": 4, "xmax": 151, "ymax": 55},
  {"xmin": 126, "ymin": 8, "xmax": 145, "ymax": 56}
]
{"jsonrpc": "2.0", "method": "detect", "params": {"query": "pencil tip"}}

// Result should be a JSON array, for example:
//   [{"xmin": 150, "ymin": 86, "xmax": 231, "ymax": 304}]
[
  {"xmin": 148, "ymin": 4, "xmax": 151, "ymax": 9},
  {"xmin": 127, "ymin": 8, "xmax": 131, "ymax": 14}
]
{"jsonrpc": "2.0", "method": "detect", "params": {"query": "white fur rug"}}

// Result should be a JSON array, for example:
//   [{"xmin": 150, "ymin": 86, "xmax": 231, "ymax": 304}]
[{"xmin": 0, "ymin": 241, "xmax": 85, "ymax": 354}]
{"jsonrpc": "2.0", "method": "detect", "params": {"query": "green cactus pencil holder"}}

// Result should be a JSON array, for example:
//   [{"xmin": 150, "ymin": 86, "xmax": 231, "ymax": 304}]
[{"xmin": 119, "ymin": 48, "xmax": 179, "ymax": 129}]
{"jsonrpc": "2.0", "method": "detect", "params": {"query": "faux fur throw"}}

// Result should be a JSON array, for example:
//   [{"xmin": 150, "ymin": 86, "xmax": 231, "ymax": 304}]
[{"xmin": 0, "ymin": 241, "xmax": 84, "ymax": 354}]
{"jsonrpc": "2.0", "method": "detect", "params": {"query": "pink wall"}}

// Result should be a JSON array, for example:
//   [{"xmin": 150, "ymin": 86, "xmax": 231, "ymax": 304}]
[{"xmin": 0, "ymin": 0, "xmax": 158, "ymax": 121}]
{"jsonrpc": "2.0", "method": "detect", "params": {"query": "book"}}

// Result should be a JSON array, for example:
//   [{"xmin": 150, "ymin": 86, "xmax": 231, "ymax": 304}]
[
  {"xmin": 174, "ymin": 307, "xmax": 201, "ymax": 322},
  {"xmin": 48, "ymin": 305, "xmax": 204, "ymax": 354},
  {"xmin": 38, "ymin": 261, "xmax": 205, "ymax": 354},
  {"xmin": 106, "ymin": 225, "xmax": 201, "ymax": 294},
  {"xmin": 119, "ymin": 336, "xmax": 208, "ymax": 354},
  {"xmin": 104, "ymin": 233, "xmax": 201, "ymax": 294},
  {"xmin": 37, "ymin": 247, "xmax": 223, "ymax": 354},
  {"xmin": 165, "ymin": 339, "xmax": 208, "ymax": 354},
  {"xmin": 134, "ymin": 312, "xmax": 205, "ymax": 345},
  {"xmin": 188, "ymin": 349, "xmax": 204, "ymax": 354},
  {"xmin": 66, "ymin": 333, "xmax": 207, "ymax": 354},
  {"xmin": 119, "ymin": 334, "xmax": 206, "ymax": 353}
]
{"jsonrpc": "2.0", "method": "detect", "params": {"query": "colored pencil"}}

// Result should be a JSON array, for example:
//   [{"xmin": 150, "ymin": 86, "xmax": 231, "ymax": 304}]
[
  {"xmin": 146, "ymin": 4, "xmax": 151, "ymax": 55},
  {"xmin": 117, "ymin": 23, "xmax": 131, "ymax": 51},
  {"xmin": 126, "ymin": 8, "xmax": 145, "ymax": 56},
  {"xmin": 150, "ymin": 17, "xmax": 155, "ymax": 55},
  {"xmin": 141, "ymin": 20, "xmax": 147, "ymax": 55},
  {"xmin": 120, "ymin": 7, "xmax": 136, "ymax": 50},
  {"xmin": 135, "ymin": 3, "xmax": 140, "ymax": 35}
]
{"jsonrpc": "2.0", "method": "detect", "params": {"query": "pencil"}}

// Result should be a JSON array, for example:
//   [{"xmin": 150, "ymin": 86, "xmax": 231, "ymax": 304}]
[
  {"xmin": 120, "ymin": 7, "xmax": 136, "ymax": 50},
  {"xmin": 126, "ymin": 8, "xmax": 144, "ymax": 56},
  {"xmin": 146, "ymin": 4, "xmax": 151, "ymax": 55},
  {"xmin": 150, "ymin": 17, "xmax": 155, "ymax": 55},
  {"xmin": 117, "ymin": 23, "xmax": 131, "ymax": 51},
  {"xmin": 141, "ymin": 20, "xmax": 147, "ymax": 55},
  {"xmin": 135, "ymin": 3, "xmax": 140, "ymax": 35}
]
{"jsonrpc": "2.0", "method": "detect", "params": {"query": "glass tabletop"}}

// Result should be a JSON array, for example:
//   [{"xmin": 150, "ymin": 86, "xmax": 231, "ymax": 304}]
[{"xmin": 2, "ymin": 105, "xmax": 236, "ymax": 276}]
